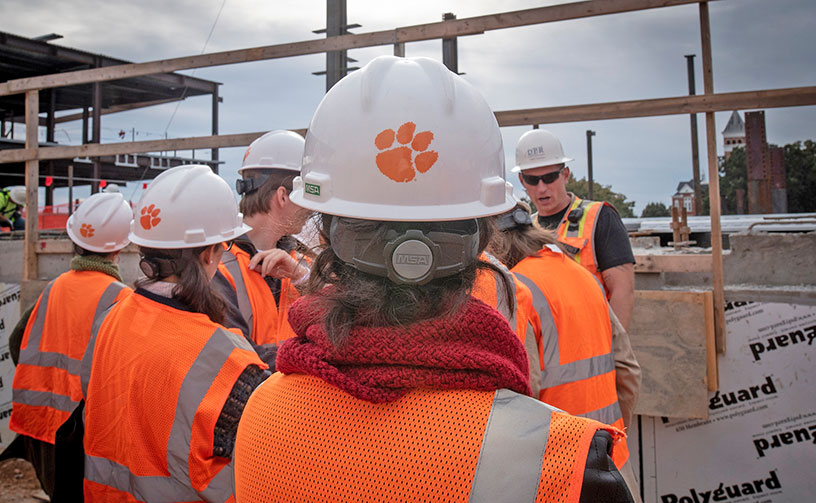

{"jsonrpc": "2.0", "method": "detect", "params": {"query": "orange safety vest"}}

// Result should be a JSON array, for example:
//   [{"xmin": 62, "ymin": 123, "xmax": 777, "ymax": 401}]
[
  {"xmin": 80, "ymin": 292, "xmax": 266, "ymax": 503},
  {"xmin": 472, "ymin": 252, "xmax": 535, "ymax": 342},
  {"xmin": 547, "ymin": 194, "xmax": 612, "ymax": 293},
  {"xmin": 235, "ymin": 373, "xmax": 622, "ymax": 503},
  {"xmin": 10, "ymin": 271, "xmax": 130, "ymax": 444},
  {"xmin": 512, "ymin": 245, "xmax": 629, "ymax": 468},
  {"xmin": 218, "ymin": 245, "xmax": 302, "ymax": 349}
]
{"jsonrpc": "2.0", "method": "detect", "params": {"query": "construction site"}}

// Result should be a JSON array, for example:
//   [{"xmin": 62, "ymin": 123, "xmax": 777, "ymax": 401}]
[{"xmin": 1, "ymin": 1, "xmax": 815, "ymax": 501}]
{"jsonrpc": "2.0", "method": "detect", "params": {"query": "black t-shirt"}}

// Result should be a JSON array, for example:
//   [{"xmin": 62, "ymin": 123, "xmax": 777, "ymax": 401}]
[{"xmin": 537, "ymin": 202, "xmax": 635, "ymax": 272}]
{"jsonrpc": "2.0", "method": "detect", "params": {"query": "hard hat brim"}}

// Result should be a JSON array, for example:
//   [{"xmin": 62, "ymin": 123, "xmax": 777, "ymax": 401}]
[{"xmin": 128, "ymin": 222, "xmax": 252, "ymax": 250}]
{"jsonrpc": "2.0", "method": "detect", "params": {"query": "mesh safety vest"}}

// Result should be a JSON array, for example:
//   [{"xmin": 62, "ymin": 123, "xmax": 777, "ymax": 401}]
[
  {"xmin": 512, "ymin": 246, "xmax": 629, "ymax": 468},
  {"xmin": 235, "ymin": 373, "xmax": 621, "ymax": 502},
  {"xmin": 0, "ymin": 188, "xmax": 20, "ymax": 221},
  {"xmin": 80, "ymin": 292, "xmax": 266, "ymax": 503},
  {"xmin": 218, "ymin": 245, "xmax": 301, "ymax": 351},
  {"xmin": 539, "ymin": 194, "xmax": 611, "ymax": 293},
  {"xmin": 10, "ymin": 271, "xmax": 130, "ymax": 444}
]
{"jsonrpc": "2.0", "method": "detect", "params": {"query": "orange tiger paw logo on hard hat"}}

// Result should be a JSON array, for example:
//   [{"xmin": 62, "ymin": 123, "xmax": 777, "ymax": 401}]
[
  {"xmin": 374, "ymin": 122, "xmax": 438, "ymax": 182},
  {"xmin": 140, "ymin": 204, "xmax": 162, "ymax": 230},
  {"xmin": 79, "ymin": 223, "xmax": 95, "ymax": 238}
]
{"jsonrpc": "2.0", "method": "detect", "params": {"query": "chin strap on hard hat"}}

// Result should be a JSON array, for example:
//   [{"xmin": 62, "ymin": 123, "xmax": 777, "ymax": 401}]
[{"xmin": 329, "ymin": 217, "xmax": 480, "ymax": 286}]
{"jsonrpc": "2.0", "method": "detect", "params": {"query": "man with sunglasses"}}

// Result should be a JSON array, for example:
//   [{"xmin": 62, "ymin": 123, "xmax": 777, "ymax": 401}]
[{"xmin": 514, "ymin": 128, "xmax": 635, "ymax": 332}]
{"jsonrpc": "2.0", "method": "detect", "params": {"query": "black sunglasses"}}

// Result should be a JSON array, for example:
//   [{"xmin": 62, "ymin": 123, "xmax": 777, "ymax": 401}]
[
  {"xmin": 521, "ymin": 167, "xmax": 565, "ymax": 186},
  {"xmin": 224, "ymin": 240, "xmax": 236, "ymax": 252}
]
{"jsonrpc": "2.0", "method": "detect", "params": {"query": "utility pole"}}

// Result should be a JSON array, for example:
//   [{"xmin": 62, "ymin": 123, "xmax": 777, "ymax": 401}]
[
  {"xmin": 312, "ymin": 0, "xmax": 360, "ymax": 92},
  {"xmin": 686, "ymin": 54, "xmax": 702, "ymax": 214},
  {"xmin": 586, "ymin": 130, "xmax": 596, "ymax": 200}
]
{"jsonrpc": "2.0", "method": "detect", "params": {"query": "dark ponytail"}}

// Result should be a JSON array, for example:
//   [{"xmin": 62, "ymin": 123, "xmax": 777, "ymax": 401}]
[{"xmin": 136, "ymin": 245, "xmax": 228, "ymax": 324}]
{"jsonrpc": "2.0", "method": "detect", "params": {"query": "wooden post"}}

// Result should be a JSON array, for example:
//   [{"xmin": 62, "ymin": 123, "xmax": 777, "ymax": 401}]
[
  {"xmin": 68, "ymin": 164, "xmax": 74, "ymax": 218},
  {"xmin": 700, "ymin": 1, "xmax": 726, "ymax": 353},
  {"xmin": 24, "ymin": 90, "xmax": 39, "ymax": 281},
  {"xmin": 91, "ymin": 81, "xmax": 102, "ymax": 193},
  {"xmin": 211, "ymin": 85, "xmax": 220, "ymax": 173}
]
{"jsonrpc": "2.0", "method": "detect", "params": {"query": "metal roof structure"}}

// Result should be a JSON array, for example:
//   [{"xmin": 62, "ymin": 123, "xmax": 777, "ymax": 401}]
[
  {"xmin": 0, "ymin": 30, "xmax": 221, "ymax": 197},
  {"xmin": 0, "ymin": 30, "xmax": 219, "ymax": 121}
]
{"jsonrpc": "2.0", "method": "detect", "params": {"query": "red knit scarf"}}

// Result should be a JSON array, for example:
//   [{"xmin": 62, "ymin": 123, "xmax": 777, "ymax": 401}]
[{"xmin": 276, "ymin": 293, "xmax": 532, "ymax": 403}]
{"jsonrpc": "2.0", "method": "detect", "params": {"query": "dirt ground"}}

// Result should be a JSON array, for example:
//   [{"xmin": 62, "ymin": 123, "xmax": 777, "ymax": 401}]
[{"xmin": 0, "ymin": 459, "xmax": 46, "ymax": 503}]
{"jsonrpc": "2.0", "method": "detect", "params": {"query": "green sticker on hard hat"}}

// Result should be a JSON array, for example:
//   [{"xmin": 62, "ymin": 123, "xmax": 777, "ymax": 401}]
[{"xmin": 305, "ymin": 183, "xmax": 321, "ymax": 196}]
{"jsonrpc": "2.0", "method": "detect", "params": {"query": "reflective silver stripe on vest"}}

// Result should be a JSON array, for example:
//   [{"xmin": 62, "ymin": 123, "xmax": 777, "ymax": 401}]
[
  {"xmin": 584, "ymin": 400, "xmax": 623, "ymax": 426},
  {"xmin": 80, "ymin": 304, "xmax": 112, "ymax": 399},
  {"xmin": 84, "ymin": 455, "xmax": 197, "ymax": 503},
  {"xmin": 514, "ymin": 273, "xmax": 560, "ymax": 372},
  {"xmin": 12, "ymin": 389, "xmax": 76, "ymax": 412},
  {"xmin": 469, "ymin": 389, "xmax": 556, "ymax": 502},
  {"xmin": 84, "ymin": 325, "xmax": 252, "ymax": 502},
  {"xmin": 223, "ymin": 250, "xmax": 254, "ymax": 331},
  {"xmin": 514, "ymin": 273, "xmax": 622, "ymax": 424},
  {"xmin": 482, "ymin": 252, "xmax": 517, "ymax": 330},
  {"xmin": 16, "ymin": 281, "xmax": 126, "ymax": 411},
  {"xmin": 539, "ymin": 352, "xmax": 615, "ymax": 389}
]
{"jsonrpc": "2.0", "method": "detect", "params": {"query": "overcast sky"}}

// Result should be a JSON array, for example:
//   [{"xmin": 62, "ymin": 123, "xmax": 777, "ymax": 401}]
[{"xmin": 2, "ymin": 0, "xmax": 814, "ymax": 213}]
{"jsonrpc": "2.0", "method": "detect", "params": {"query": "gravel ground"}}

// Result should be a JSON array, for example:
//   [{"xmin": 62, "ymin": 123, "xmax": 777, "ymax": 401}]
[{"xmin": 0, "ymin": 459, "xmax": 46, "ymax": 503}]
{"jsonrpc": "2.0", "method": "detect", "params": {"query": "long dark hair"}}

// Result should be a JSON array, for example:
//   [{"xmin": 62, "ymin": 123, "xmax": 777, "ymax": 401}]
[
  {"xmin": 135, "ymin": 245, "xmax": 228, "ymax": 324},
  {"xmin": 306, "ymin": 215, "xmax": 514, "ymax": 346}
]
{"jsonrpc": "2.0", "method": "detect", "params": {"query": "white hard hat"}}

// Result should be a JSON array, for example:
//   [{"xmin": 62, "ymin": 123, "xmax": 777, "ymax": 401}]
[
  {"xmin": 290, "ymin": 55, "xmax": 514, "ymax": 222},
  {"xmin": 102, "ymin": 183, "xmax": 121, "ymax": 193},
  {"xmin": 66, "ymin": 192, "xmax": 132, "ymax": 253},
  {"xmin": 7, "ymin": 186, "xmax": 26, "ymax": 206},
  {"xmin": 512, "ymin": 129, "xmax": 573, "ymax": 173},
  {"xmin": 239, "ymin": 130, "xmax": 305, "ymax": 174},
  {"xmin": 129, "ymin": 165, "xmax": 251, "ymax": 249}
]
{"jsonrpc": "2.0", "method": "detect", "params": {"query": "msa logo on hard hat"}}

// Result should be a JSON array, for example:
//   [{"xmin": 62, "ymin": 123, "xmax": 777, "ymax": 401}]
[
  {"xmin": 304, "ymin": 183, "xmax": 321, "ymax": 196},
  {"xmin": 374, "ymin": 121, "xmax": 438, "ymax": 183},
  {"xmin": 391, "ymin": 239, "xmax": 434, "ymax": 281}
]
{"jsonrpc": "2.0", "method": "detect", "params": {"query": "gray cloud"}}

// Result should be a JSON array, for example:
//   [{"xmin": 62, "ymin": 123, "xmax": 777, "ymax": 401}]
[{"xmin": 2, "ymin": 0, "xmax": 813, "ymax": 212}]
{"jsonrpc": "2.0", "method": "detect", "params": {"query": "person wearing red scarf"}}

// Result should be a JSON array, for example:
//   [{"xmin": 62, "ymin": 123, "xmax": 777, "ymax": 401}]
[{"xmin": 233, "ymin": 55, "xmax": 633, "ymax": 503}]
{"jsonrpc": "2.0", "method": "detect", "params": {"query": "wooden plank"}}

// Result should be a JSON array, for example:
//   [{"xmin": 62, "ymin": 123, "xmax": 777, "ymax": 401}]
[
  {"xmin": 0, "ymin": 129, "xmax": 306, "ymax": 164},
  {"xmin": 630, "ymin": 290, "xmax": 710, "ymax": 418},
  {"xmin": 24, "ymin": 90, "xmax": 39, "ymax": 281},
  {"xmin": 493, "ymin": 86, "xmax": 816, "ymax": 126},
  {"xmin": 4, "ymin": 85, "xmax": 815, "ymax": 164},
  {"xmin": 700, "ymin": 1, "xmax": 727, "ymax": 354},
  {"xmin": 0, "ymin": 0, "xmax": 708, "ymax": 96},
  {"xmin": 703, "ymin": 291, "xmax": 718, "ymax": 391},
  {"xmin": 634, "ymin": 254, "xmax": 712, "ymax": 273}
]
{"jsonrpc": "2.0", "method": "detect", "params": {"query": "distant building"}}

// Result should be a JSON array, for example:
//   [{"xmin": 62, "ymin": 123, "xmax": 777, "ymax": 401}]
[
  {"xmin": 672, "ymin": 179, "xmax": 707, "ymax": 216},
  {"xmin": 722, "ymin": 110, "xmax": 745, "ymax": 160}
]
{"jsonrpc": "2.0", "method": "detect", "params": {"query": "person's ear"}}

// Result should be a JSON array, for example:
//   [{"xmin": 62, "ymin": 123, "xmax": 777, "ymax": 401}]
[
  {"xmin": 271, "ymin": 186, "xmax": 288, "ymax": 209},
  {"xmin": 199, "ymin": 243, "xmax": 220, "ymax": 265}
]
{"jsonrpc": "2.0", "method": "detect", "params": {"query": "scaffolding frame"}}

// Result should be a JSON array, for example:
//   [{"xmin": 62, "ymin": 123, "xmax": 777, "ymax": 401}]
[{"xmin": 2, "ymin": 0, "xmax": 816, "ymax": 352}]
